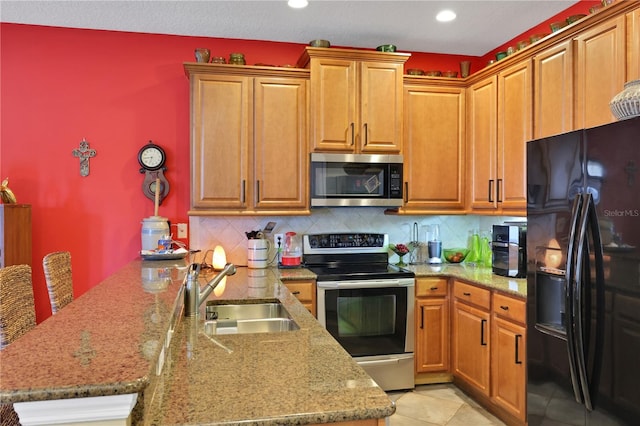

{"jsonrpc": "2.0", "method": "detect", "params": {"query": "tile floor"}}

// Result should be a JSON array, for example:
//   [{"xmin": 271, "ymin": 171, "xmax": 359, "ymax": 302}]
[{"xmin": 386, "ymin": 384, "xmax": 506, "ymax": 426}]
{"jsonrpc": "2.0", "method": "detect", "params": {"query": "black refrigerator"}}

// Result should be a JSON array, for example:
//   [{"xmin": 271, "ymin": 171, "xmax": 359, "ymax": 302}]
[{"xmin": 526, "ymin": 116, "xmax": 640, "ymax": 425}]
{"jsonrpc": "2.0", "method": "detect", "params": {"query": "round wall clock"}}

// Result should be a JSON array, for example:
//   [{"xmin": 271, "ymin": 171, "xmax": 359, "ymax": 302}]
[
  {"xmin": 138, "ymin": 141, "xmax": 166, "ymax": 172},
  {"xmin": 138, "ymin": 141, "xmax": 170, "ymax": 205}
]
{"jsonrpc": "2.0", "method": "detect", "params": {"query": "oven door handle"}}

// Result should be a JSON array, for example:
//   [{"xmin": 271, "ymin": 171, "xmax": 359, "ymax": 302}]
[
  {"xmin": 357, "ymin": 358, "xmax": 401, "ymax": 367},
  {"xmin": 317, "ymin": 279, "xmax": 415, "ymax": 289},
  {"xmin": 356, "ymin": 354, "xmax": 413, "ymax": 367}
]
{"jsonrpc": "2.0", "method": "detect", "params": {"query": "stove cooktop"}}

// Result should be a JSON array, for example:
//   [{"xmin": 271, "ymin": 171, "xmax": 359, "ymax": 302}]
[
  {"xmin": 306, "ymin": 263, "xmax": 415, "ymax": 282},
  {"xmin": 302, "ymin": 232, "xmax": 415, "ymax": 281}
]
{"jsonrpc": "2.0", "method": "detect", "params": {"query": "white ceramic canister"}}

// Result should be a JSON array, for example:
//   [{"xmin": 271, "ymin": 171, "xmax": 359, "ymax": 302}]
[
  {"xmin": 141, "ymin": 216, "xmax": 170, "ymax": 251},
  {"xmin": 247, "ymin": 238, "xmax": 270, "ymax": 268}
]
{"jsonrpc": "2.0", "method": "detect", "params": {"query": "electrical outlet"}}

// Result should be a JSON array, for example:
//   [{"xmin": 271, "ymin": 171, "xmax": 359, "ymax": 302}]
[
  {"xmin": 176, "ymin": 223, "xmax": 188, "ymax": 239},
  {"xmin": 273, "ymin": 233, "xmax": 284, "ymax": 249}
]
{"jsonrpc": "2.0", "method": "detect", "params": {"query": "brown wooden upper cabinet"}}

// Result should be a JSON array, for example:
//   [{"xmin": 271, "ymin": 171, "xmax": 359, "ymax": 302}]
[
  {"xmin": 402, "ymin": 82, "xmax": 466, "ymax": 213},
  {"xmin": 534, "ymin": 13, "xmax": 628, "ymax": 138},
  {"xmin": 533, "ymin": 39, "xmax": 574, "ymax": 139},
  {"xmin": 629, "ymin": 8, "xmax": 640, "ymax": 80},
  {"xmin": 184, "ymin": 65, "xmax": 309, "ymax": 215},
  {"xmin": 573, "ymin": 14, "xmax": 627, "ymax": 130},
  {"xmin": 467, "ymin": 60, "xmax": 531, "ymax": 215},
  {"xmin": 297, "ymin": 47, "xmax": 409, "ymax": 154}
]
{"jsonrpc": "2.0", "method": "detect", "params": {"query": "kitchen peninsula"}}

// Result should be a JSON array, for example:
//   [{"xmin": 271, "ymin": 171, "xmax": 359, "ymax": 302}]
[{"xmin": 0, "ymin": 258, "xmax": 394, "ymax": 425}]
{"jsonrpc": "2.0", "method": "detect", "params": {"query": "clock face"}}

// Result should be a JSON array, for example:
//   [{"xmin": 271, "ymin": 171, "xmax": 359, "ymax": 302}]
[{"xmin": 139, "ymin": 145, "xmax": 165, "ymax": 170}]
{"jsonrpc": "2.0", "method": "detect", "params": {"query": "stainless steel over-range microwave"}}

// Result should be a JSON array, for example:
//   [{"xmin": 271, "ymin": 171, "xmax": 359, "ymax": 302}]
[{"xmin": 310, "ymin": 153, "xmax": 404, "ymax": 207}]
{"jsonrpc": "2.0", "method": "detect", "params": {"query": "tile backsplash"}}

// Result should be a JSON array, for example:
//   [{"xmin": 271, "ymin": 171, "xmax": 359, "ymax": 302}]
[{"xmin": 189, "ymin": 208, "xmax": 524, "ymax": 267}]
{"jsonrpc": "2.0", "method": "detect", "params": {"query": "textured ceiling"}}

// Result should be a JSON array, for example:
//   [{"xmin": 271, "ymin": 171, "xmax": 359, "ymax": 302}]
[{"xmin": 1, "ymin": 0, "xmax": 579, "ymax": 56}]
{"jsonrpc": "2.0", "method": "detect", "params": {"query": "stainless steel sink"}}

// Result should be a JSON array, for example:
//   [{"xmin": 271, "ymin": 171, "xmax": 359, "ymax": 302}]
[
  {"xmin": 205, "ymin": 301, "xmax": 289, "ymax": 321},
  {"xmin": 204, "ymin": 301, "xmax": 299, "ymax": 335}
]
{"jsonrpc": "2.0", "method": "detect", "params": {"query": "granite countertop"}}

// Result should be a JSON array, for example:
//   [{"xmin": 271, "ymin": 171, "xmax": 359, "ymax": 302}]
[
  {"xmin": 0, "ymin": 257, "xmax": 523, "ymax": 425},
  {"xmin": 144, "ymin": 266, "xmax": 394, "ymax": 425},
  {"xmin": 276, "ymin": 262, "xmax": 526, "ymax": 297},
  {"xmin": 0, "ymin": 259, "xmax": 394, "ymax": 425},
  {"xmin": 402, "ymin": 263, "xmax": 527, "ymax": 297},
  {"xmin": 275, "ymin": 261, "xmax": 527, "ymax": 297}
]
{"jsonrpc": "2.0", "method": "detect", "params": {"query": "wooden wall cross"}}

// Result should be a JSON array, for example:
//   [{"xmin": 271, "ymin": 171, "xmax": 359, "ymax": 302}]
[{"xmin": 72, "ymin": 138, "xmax": 97, "ymax": 177}]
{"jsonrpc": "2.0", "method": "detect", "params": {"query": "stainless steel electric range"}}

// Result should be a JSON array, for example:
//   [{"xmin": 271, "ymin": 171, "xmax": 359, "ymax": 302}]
[{"xmin": 303, "ymin": 233, "xmax": 415, "ymax": 391}]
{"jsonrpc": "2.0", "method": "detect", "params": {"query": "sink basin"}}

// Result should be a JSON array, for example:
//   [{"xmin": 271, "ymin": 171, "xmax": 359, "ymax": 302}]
[
  {"xmin": 204, "ymin": 301, "xmax": 299, "ymax": 335},
  {"xmin": 205, "ymin": 301, "xmax": 289, "ymax": 321},
  {"xmin": 204, "ymin": 318, "xmax": 299, "ymax": 335}
]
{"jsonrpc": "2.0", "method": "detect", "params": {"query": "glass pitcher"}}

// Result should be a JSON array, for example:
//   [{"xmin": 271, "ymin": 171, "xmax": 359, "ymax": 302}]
[
  {"xmin": 281, "ymin": 231, "xmax": 302, "ymax": 267},
  {"xmin": 479, "ymin": 230, "xmax": 492, "ymax": 268},
  {"xmin": 467, "ymin": 229, "xmax": 481, "ymax": 264}
]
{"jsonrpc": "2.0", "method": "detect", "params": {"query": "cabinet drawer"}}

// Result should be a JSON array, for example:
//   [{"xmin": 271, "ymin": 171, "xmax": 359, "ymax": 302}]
[
  {"xmin": 453, "ymin": 281, "xmax": 490, "ymax": 311},
  {"xmin": 492, "ymin": 292, "xmax": 526, "ymax": 325},
  {"xmin": 284, "ymin": 282, "xmax": 314, "ymax": 302},
  {"xmin": 416, "ymin": 278, "xmax": 448, "ymax": 297}
]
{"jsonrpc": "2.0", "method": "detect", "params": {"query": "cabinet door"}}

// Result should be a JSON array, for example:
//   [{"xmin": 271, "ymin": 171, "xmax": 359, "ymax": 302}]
[
  {"xmin": 467, "ymin": 76, "xmax": 497, "ymax": 211},
  {"xmin": 191, "ymin": 75, "xmax": 250, "ymax": 209},
  {"xmin": 497, "ymin": 60, "xmax": 532, "ymax": 213},
  {"xmin": 574, "ymin": 15, "xmax": 626, "ymax": 129},
  {"xmin": 452, "ymin": 300, "xmax": 490, "ymax": 396},
  {"xmin": 254, "ymin": 77, "xmax": 308, "ymax": 211},
  {"xmin": 0, "ymin": 204, "xmax": 32, "ymax": 268},
  {"xmin": 533, "ymin": 40, "xmax": 574, "ymax": 138},
  {"xmin": 491, "ymin": 316, "xmax": 526, "ymax": 422},
  {"xmin": 309, "ymin": 58, "xmax": 357, "ymax": 152},
  {"xmin": 283, "ymin": 280, "xmax": 316, "ymax": 317},
  {"xmin": 416, "ymin": 297, "xmax": 449, "ymax": 373},
  {"xmin": 629, "ymin": 8, "xmax": 640, "ymax": 81},
  {"xmin": 403, "ymin": 84, "xmax": 465, "ymax": 212},
  {"xmin": 360, "ymin": 61, "xmax": 403, "ymax": 153}
]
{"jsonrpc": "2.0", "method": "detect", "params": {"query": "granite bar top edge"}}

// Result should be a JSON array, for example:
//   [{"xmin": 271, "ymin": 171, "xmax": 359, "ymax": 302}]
[{"xmin": 0, "ymin": 380, "xmax": 147, "ymax": 404}]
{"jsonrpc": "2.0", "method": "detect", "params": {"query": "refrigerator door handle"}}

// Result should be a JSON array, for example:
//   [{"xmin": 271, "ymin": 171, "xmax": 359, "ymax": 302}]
[
  {"xmin": 566, "ymin": 193, "xmax": 585, "ymax": 405},
  {"xmin": 572, "ymin": 192, "xmax": 592, "ymax": 409},
  {"xmin": 572, "ymin": 192, "xmax": 605, "ymax": 412}
]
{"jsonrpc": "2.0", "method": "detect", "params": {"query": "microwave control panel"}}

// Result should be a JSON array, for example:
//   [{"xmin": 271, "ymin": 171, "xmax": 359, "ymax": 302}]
[{"xmin": 389, "ymin": 164, "xmax": 403, "ymax": 197}]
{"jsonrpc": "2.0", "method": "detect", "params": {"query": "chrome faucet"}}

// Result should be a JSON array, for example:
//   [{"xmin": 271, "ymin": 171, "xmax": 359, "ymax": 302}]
[{"xmin": 184, "ymin": 262, "xmax": 237, "ymax": 317}]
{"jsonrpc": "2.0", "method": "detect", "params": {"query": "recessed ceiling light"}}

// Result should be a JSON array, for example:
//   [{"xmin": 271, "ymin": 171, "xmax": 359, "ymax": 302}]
[
  {"xmin": 288, "ymin": 0, "xmax": 308, "ymax": 8},
  {"xmin": 436, "ymin": 10, "xmax": 456, "ymax": 22}
]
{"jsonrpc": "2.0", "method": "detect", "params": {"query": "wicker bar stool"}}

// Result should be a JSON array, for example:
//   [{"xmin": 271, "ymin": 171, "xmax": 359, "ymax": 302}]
[
  {"xmin": 0, "ymin": 264, "xmax": 36, "ymax": 426},
  {"xmin": 42, "ymin": 251, "xmax": 74, "ymax": 314},
  {"xmin": 0, "ymin": 264, "xmax": 36, "ymax": 349}
]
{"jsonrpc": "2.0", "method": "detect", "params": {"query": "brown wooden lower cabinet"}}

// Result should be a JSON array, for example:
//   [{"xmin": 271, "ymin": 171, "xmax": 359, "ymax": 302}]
[
  {"xmin": 491, "ymin": 292, "xmax": 527, "ymax": 423},
  {"xmin": 415, "ymin": 278, "xmax": 450, "ymax": 382},
  {"xmin": 283, "ymin": 279, "xmax": 316, "ymax": 317},
  {"xmin": 452, "ymin": 281, "xmax": 491, "ymax": 396},
  {"xmin": 415, "ymin": 279, "xmax": 527, "ymax": 426}
]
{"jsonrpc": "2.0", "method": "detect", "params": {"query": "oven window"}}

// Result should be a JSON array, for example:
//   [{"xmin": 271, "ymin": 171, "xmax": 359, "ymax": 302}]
[
  {"xmin": 337, "ymin": 294, "xmax": 396, "ymax": 337},
  {"xmin": 324, "ymin": 287, "xmax": 408, "ymax": 357}
]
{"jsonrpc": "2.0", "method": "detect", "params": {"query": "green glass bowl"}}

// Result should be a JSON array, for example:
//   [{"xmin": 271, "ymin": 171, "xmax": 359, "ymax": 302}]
[
  {"xmin": 376, "ymin": 44, "xmax": 397, "ymax": 52},
  {"xmin": 443, "ymin": 248, "xmax": 470, "ymax": 263}
]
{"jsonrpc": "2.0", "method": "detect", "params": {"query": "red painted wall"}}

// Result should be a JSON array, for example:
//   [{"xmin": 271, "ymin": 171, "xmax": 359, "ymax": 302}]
[
  {"xmin": 1, "ymin": 1, "xmax": 580, "ymax": 323},
  {"xmin": 0, "ymin": 24, "xmax": 311, "ymax": 322}
]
